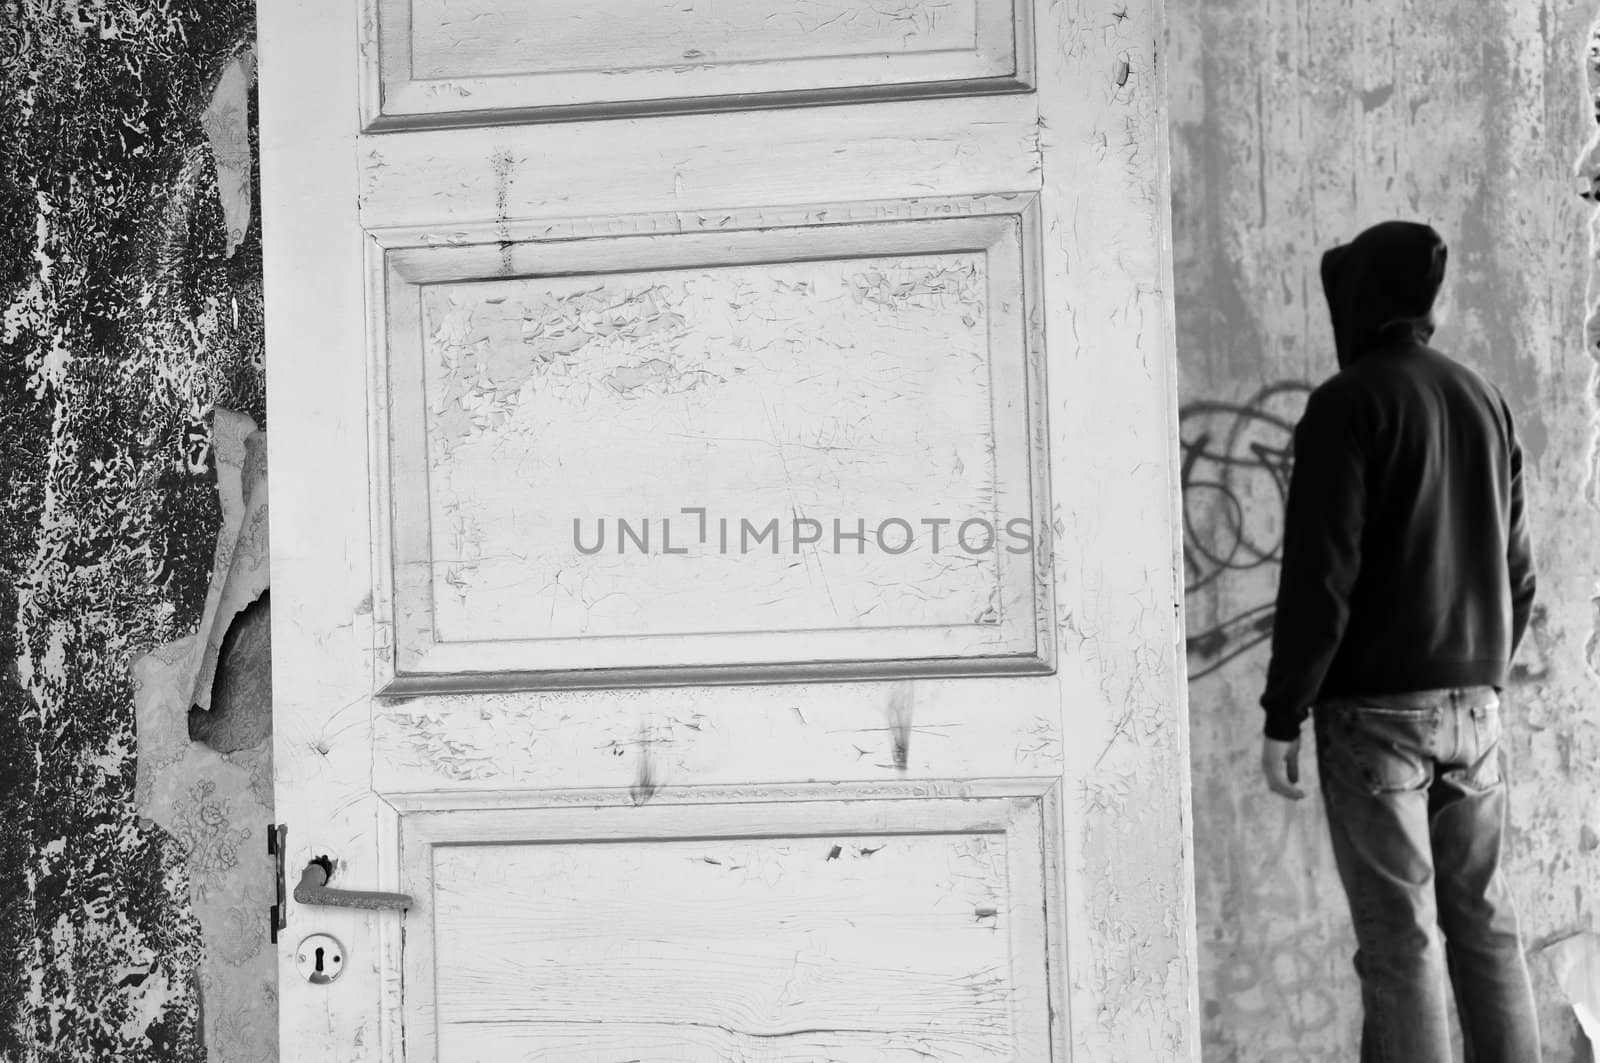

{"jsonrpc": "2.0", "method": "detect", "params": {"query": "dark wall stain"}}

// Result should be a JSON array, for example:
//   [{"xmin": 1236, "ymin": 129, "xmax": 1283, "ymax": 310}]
[{"xmin": 189, "ymin": 591, "xmax": 271, "ymax": 754}]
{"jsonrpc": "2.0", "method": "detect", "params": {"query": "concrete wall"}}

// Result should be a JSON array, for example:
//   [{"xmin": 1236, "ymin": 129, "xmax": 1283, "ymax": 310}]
[{"xmin": 1168, "ymin": 1, "xmax": 1600, "ymax": 1060}]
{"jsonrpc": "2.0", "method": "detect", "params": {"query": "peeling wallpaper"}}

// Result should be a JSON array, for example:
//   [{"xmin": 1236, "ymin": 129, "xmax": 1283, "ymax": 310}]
[
  {"xmin": 0, "ymin": 2, "xmax": 262, "ymax": 1059},
  {"xmin": 1167, "ymin": 1, "xmax": 1600, "ymax": 1060},
  {"xmin": 132, "ymin": 410, "xmax": 273, "ymax": 1063}
]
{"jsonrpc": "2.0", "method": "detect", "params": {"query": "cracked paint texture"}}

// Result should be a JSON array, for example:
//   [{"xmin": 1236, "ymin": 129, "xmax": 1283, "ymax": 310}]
[
  {"xmin": 410, "ymin": 0, "xmax": 983, "ymax": 81},
  {"xmin": 428, "ymin": 832, "xmax": 1015, "ymax": 1057},
  {"xmin": 1169, "ymin": 0, "xmax": 1600, "ymax": 1059},
  {"xmin": 0, "ymin": 1, "xmax": 263, "ymax": 1058},
  {"xmin": 421, "ymin": 255, "xmax": 1001, "ymax": 640}
]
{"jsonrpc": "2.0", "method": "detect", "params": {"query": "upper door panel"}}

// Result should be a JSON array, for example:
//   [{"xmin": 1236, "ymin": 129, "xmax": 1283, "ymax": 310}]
[{"xmin": 363, "ymin": 0, "xmax": 1035, "ymax": 128}]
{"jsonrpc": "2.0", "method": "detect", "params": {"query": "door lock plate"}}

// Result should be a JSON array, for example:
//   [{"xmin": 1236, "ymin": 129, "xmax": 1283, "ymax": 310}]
[{"xmin": 295, "ymin": 933, "xmax": 345, "ymax": 985}]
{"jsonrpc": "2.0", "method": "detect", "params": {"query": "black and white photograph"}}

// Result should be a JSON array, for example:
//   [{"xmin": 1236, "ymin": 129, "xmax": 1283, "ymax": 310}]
[{"xmin": 0, "ymin": 0, "xmax": 1596, "ymax": 1060}]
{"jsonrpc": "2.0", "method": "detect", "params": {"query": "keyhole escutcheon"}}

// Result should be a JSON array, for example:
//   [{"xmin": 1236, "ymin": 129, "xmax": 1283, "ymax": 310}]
[{"xmin": 295, "ymin": 933, "xmax": 346, "ymax": 984}]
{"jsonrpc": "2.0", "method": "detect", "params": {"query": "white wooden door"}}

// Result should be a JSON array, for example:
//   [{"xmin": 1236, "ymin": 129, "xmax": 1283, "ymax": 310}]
[{"xmin": 259, "ymin": 0, "xmax": 1197, "ymax": 1060}]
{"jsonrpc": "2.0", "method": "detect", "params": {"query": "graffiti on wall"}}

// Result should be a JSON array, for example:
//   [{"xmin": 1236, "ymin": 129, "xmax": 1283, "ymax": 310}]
[
  {"xmin": 1180, "ymin": 381, "xmax": 1311, "ymax": 681},
  {"xmin": 1196, "ymin": 777, "xmax": 1350, "ymax": 1059},
  {"xmin": 1180, "ymin": 381, "xmax": 1356, "ymax": 1060}
]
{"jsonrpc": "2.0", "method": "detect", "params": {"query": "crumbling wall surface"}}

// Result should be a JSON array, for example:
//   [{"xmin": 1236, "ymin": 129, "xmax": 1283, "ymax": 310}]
[
  {"xmin": 0, "ymin": 2, "xmax": 262, "ymax": 1059},
  {"xmin": 1167, "ymin": 0, "xmax": 1600, "ymax": 1060}
]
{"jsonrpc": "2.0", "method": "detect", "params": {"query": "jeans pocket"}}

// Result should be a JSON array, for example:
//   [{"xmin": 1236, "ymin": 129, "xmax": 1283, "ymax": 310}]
[
  {"xmin": 1465, "ymin": 702, "xmax": 1504, "ymax": 787},
  {"xmin": 1320, "ymin": 708, "xmax": 1431, "ymax": 795}
]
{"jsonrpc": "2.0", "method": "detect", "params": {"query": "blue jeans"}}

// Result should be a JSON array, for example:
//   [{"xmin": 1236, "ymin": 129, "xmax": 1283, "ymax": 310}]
[{"xmin": 1313, "ymin": 687, "xmax": 1541, "ymax": 1063}]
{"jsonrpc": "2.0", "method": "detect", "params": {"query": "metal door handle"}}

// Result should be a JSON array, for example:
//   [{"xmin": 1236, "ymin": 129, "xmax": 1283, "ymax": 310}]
[{"xmin": 293, "ymin": 857, "xmax": 413, "ymax": 912}]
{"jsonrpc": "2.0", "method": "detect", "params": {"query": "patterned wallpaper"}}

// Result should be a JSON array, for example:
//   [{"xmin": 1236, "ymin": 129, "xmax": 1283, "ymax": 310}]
[{"xmin": 0, "ymin": 2, "xmax": 265, "ymax": 1059}]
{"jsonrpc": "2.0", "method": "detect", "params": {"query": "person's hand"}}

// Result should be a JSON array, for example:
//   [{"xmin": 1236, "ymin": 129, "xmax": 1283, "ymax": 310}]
[{"xmin": 1261, "ymin": 736, "xmax": 1306, "ymax": 800}]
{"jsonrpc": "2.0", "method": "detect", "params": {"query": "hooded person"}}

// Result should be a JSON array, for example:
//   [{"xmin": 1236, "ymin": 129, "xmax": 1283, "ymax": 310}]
[
  {"xmin": 1256, "ymin": 220, "xmax": 1541, "ymax": 1063},
  {"xmin": 1320, "ymin": 219, "xmax": 1448, "ymax": 368}
]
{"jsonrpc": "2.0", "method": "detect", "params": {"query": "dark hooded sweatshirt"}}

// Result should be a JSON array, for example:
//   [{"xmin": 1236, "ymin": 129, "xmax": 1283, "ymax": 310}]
[{"xmin": 1259, "ymin": 221, "xmax": 1536, "ymax": 741}]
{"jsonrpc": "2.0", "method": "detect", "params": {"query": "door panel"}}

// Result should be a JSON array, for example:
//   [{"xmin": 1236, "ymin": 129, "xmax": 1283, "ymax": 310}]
[
  {"xmin": 375, "ymin": 206, "xmax": 1052, "ymax": 690},
  {"xmin": 260, "ymin": 0, "xmax": 1196, "ymax": 1059},
  {"xmin": 366, "ymin": 0, "xmax": 1032, "ymax": 126},
  {"xmin": 397, "ymin": 786, "xmax": 1055, "ymax": 1061}
]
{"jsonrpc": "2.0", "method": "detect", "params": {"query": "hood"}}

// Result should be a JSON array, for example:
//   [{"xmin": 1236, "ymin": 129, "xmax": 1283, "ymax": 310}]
[{"xmin": 1320, "ymin": 220, "xmax": 1447, "ymax": 368}]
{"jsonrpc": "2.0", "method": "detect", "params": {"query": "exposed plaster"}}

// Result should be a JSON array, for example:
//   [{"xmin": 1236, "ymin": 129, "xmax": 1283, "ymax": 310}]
[{"xmin": 133, "ymin": 411, "xmax": 273, "ymax": 1062}]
